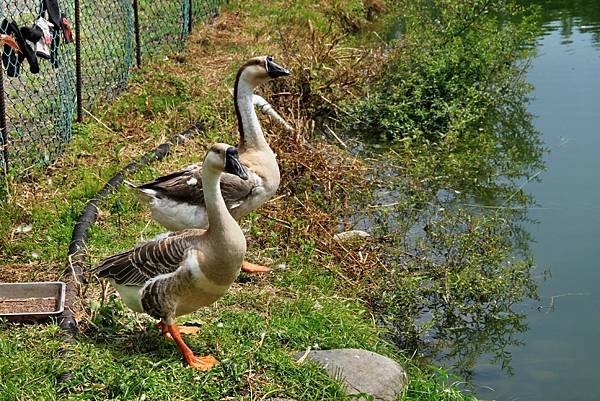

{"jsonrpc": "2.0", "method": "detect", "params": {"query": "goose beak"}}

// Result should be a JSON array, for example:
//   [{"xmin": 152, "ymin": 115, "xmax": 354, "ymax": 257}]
[
  {"xmin": 0, "ymin": 34, "xmax": 20, "ymax": 52},
  {"xmin": 266, "ymin": 57, "xmax": 290, "ymax": 79},
  {"xmin": 225, "ymin": 147, "xmax": 249, "ymax": 180}
]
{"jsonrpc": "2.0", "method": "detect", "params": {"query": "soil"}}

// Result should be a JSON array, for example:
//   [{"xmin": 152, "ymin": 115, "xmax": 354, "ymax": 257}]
[{"xmin": 0, "ymin": 297, "xmax": 57, "ymax": 314}]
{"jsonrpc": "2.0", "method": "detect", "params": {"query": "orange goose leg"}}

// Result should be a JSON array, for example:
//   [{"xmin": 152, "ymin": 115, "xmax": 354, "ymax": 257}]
[
  {"xmin": 241, "ymin": 260, "xmax": 272, "ymax": 273},
  {"xmin": 155, "ymin": 321, "xmax": 200, "ymax": 341},
  {"xmin": 167, "ymin": 324, "xmax": 219, "ymax": 371},
  {"xmin": 155, "ymin": 321, "xmax": 171, "ymax": 339}
]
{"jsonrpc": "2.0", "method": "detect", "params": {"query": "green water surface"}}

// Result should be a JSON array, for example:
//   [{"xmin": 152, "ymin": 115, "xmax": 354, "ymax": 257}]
[{"xmin": 473, "ymin": 1, "xmax": 600, "ymax": 400}]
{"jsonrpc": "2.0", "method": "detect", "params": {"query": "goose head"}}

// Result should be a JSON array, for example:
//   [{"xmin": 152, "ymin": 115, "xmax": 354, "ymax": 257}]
[
  {"xmin": 204, "ymin": 143, "xmax": 249, "ymax": 180},
  {"xmin": 236, "ymin": 55, "xmax": 290, "ymax": 89}
]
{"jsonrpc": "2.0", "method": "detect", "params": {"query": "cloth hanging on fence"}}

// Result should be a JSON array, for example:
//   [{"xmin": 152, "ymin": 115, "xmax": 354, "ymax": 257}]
[
  {"xmin": 1, "ymin": 19, "xmax": 19, "ymax": 77},
  {"xmin": 34, "ymin": 17, "xmax": 53, "ymax": 60},
  {"xmin": 2, "ymin": 0, "xmax": 225, "ymax": 175},
  {"xmin": 36, "ymin": 0, "xmax": 70, "ymax": 67},
  {"xmin": 42, "ymin": 0, "xmax": 62, "ymax": 31},
  {"xmin": 1, "ymin": 19, "xmax": 39, "ymax": 77},
  {"xmin": 61, "ymin": 13, "xmax": 72, "ymax": 43},
  {"xmin": 36, "ymin": 0, "xmax": 56, "ymax": 67}
]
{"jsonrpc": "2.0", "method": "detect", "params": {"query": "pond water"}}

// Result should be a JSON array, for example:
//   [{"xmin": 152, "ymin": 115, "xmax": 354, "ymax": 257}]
[{"xmin": 472, "ymin": 1, "xmax": 600, "ymax": 400}]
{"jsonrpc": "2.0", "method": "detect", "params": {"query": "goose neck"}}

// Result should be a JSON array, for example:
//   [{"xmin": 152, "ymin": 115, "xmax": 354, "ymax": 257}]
[
  {"xmin": 202, "ymin": 168, "xmax": 236, "ymax": 236},
  {"xmin": 235, "ymin": 79, "xmax": 268, "ymax": 151}
]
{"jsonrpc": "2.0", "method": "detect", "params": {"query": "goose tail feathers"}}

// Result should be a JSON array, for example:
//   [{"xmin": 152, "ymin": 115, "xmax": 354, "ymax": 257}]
[
  {"xmin": 123, "ymin": 179, "xmax": 138, "ymax": 189},
  {"xmin": 125, "ymin": 179, "xmax": 159, "ymax": 200},
  {"xmin": 95, "ymin": 250, "xmax": 134, "ymax": 283}
]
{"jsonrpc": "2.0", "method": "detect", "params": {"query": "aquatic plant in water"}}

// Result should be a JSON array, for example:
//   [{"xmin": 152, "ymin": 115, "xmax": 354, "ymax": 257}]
[{"xmin": 346, "ymin": 0, "xmax": 545, "ymax": 377}]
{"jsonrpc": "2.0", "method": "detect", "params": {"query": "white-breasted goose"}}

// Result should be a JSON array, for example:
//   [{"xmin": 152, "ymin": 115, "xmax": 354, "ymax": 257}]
[
  {"xmin": 129, "ymin": 56, "xmax": 290, "ymax": 273},
  {"xmin": 96, "ymin": 143, "xmax": 248, "ymax": 371}
]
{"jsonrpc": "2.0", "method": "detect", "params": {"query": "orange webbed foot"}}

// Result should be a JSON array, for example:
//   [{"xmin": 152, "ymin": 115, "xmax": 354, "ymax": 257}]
[
  {"xmin": 241, "ymin": 261, "xmax": 272, "ymax": 273},
  {"xmin": 178, "ymin": 326, "xmax": 200, "ymax": 336},
  {"xmin": 166, "ymin": 323, "xmax": 217, "ymax": 370},
  {"xmin": 187, "ymin": 354, "xmax": 219, "ymax": 371}
]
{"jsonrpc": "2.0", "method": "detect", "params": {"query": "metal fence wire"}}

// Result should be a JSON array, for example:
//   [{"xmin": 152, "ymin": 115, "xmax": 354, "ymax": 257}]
[{"xmin": 0, "ymin": 0, "xmax": 225, "ymax": 176}]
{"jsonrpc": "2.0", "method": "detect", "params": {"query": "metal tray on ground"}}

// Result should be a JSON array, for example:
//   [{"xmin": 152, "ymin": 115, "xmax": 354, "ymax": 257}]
[{"xmin": 0, "ymin": 281, "xmax": 65, "ymax": 322}]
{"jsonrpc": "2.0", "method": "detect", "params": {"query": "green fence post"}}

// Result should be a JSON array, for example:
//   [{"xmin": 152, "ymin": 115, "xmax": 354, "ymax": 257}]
[{"xmin": 188, "ymin": 0, "xmax": 193, "ymax": 34}]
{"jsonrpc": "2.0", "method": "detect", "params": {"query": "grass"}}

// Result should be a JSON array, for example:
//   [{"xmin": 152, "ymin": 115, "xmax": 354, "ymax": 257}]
[
  {"xmin": 0, "ymin": 0, "xmax": 489, "ymax": 400},
  {"xmin": 0, "ymin": 286, "xmax": 375, "ymax": 400}
]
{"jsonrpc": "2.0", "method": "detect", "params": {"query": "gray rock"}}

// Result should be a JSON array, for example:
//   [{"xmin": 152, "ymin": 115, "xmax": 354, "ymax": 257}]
[
  {"xmin": 333, "ymin": 230, "xmax": 371, "ymax": 242},
  {"xmin": 296, "ymin": 348, "xmax": 406, "ymax": 401}
]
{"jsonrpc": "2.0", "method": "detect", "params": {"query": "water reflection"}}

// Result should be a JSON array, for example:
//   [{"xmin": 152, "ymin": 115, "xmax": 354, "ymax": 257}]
[
  {"xmin": 473, "ymin": 1, "xmax": 600, "ymax": 399},
  {"xmin": 354, "ymin": 65, "xmax": 545, "ymax": 379},
  {"xmin": 347, "ymin": 2, "xmax": 559, "ymax": 383},
  {"xmin": 398, "ymin": 1, "xmax": 600, "ymax": 384},
  {"xmin": 348, "ymin": 0, "xmax": 600, "ymax": 395},
  {"xmin": 522, "ymin": 0, "xmax": 600, "ymax": 45}
]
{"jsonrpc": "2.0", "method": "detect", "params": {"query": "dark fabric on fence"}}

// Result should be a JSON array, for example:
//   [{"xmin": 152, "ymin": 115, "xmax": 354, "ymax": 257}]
[{"xmin": 0, "ymin": 1, "xmax": 76, "ymax": 174}]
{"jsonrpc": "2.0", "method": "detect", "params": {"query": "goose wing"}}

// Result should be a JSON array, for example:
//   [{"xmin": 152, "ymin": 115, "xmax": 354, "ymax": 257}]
[
  {"xmin": 95, "ymin": 230, "xmax": 202, "ymax": 286},
  {"xmin": 135, "ymin": 164, "xmax": 204, "ymax": 204},
  {"xmin": 135, "ymin": 163, "xmax": 257, "ymax": 208},
  {"xmin": 218, "ymin": 171, "xmax": 258, "ymax": 208}
]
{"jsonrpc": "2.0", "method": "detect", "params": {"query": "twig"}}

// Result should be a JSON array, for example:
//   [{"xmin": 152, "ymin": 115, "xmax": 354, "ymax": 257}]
[
  {"xmin": 261, "ymin": 214, "xmax": 292, "ymax": 229},
  {"xmin": 368, "ymin": 202, "xmax": 401, "ymax": 209},
  {"xmin": 82, "ymin": 107, "xmax": 115, "ymax": 133},
  {"xmin": 503, "ymin": 169, "xmax": 544, "ymax": 205},
  {"xmin": 323, "ymin": 124, "xmax": 347, "ymax": 149},
  {"xmin": 266, "ymin": 193, "xmax": 288, "ymax": 203},
  {"xmin": 318, "ymin": 94, "xmax": 355, "ymax": 118},
  {"xmin": 296, "ymin": 346, "xmax": 312, "ymax": 364},
  {"xmin": 541, "ymin": 292, "xmax": 591, "ymax": 313}
]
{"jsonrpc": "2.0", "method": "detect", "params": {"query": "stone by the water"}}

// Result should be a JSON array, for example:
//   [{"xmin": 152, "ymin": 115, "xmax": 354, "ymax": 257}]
[
  {"xmin": 295, "ymin": 348, "xmax": 406, "ymax": 401},
  {"xmin": 333, "ymin": 230, "xmax": 371, "ymax": 242}
]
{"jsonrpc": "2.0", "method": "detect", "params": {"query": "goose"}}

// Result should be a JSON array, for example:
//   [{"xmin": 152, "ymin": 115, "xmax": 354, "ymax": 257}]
[
  {"xmin": 128, "ymin": 56, "xmax": 290, "ymax": 273},
  {"xmin": 96, "ymin": 143, "xmax": 248, "ymax": 371}
]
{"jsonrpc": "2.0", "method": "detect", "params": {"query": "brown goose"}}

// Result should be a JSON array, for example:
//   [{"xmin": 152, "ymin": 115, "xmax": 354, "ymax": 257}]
[
  {"xmin": 96, "ymin": 143, "xmax": 248, "ymax": 371},
  {"xmin": 128, "ymin": 56, "xmax": 290, "ymax": 273}
]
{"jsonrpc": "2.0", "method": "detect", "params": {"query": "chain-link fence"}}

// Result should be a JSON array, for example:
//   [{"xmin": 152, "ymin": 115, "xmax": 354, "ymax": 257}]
[{"xmin": 0, "ymin": 0, "xmax": 225, "ymax": 176}]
